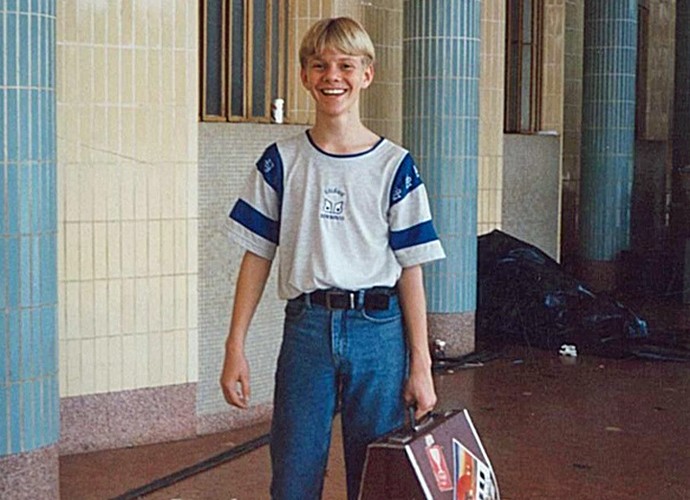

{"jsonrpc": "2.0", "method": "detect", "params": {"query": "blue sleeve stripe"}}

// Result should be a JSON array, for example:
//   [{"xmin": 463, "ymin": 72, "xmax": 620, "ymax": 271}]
[
  {"xmin": 390, "ymin": 220, "xmax": 439, "ymax": 250},
  {"xmin": 229, "ymin": 199, "xmax": 280, "ymax": 245},
  {"xmin": 256, "ymin": 143, "xmax": 284, "ymax": 202},
  {"xmin": 390, "ymin": 153, "xmax": 424, "ymax": 207}
]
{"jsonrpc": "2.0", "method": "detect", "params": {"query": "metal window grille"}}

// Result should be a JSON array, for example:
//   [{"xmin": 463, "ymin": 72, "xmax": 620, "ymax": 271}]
[
  {"xmin": 201, "ymin": 0, "xmax": 288, "ymax": 122},
  {"xmin": 504, "ymin": 0, "xmax": 544, "ymax": 133}
]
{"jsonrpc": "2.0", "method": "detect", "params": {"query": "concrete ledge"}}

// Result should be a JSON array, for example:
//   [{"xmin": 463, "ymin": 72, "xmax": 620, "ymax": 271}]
[
  {"xmin": 428, "ymin": 312, "xmax": 476, "ymax": 358},
  {"xmin": 0, "ymin": 445, "xmax": 59, "ymax": 500},
  {"xmin": 59, "ymin": 384, "xmax": 197, "ymax": 455},
  {"xmin": 197, "ymin": 403, "xmax": 273, "ymax": 436}
]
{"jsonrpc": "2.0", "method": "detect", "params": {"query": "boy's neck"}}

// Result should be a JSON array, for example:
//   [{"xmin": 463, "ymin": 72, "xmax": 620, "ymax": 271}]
[{"xmin": 309, "ymin": 117, "xmax": 380, "ymax": 155}]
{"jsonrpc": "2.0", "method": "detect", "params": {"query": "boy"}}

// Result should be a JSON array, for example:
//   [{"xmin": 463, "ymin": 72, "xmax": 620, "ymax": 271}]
[{"xmin": 220, "ymin": 17, "xmax": 446, "ymax": 499}]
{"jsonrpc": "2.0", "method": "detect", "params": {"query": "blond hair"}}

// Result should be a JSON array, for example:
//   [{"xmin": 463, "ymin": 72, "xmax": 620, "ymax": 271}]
[{"xmin": 299, "ymin": 17, "xmax": 375, "ymax": 68}]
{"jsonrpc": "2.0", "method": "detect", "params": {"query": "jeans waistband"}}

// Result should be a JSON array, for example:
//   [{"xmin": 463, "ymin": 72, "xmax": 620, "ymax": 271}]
[{"xmin": 297, "ymin": 287, "xmax": 396, "ymax": 311}]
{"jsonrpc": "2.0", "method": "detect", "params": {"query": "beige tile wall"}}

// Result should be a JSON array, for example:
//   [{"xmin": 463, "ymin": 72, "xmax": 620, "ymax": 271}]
[
  {"xmin": 478, "ymin": 0, "xmax": 506, "ymax": 235},
  {"xmin": 541, "ymin": 0, "xmax": 566, "ymax": 254},
  {"xmin": 56, "ymin": 0, "xmax": 199, "ymax": 397},
  {"xmin": 644, "ymin": 0, "xmax": 675, "ymax": 141},
  {"xmin": 360, "ymin": 0, "xmax": 403, "ymax": 143},
  {"xmin": 542, "ymin": 0, "xmax": 566, "ymax": 134},
  {"xmin": 561, "ymin": 0, "xmax": 584, "ymax": 260}
]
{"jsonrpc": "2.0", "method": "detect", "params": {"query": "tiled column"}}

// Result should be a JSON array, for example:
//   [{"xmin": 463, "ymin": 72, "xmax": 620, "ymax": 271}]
[
  {"xmin": 579, "ymin": 0, "xmax": 637, "ymax": 291},
  {"xmin": 671, "ymin": 0, "xmax": 690, "ymax": 241},
  {"xmin": 0, "ymin": 2, "xmax": 60, "ymax": 498},
  {"xmin": 403, "ymin": 0, "xmax": 481, "ymax": 356}
]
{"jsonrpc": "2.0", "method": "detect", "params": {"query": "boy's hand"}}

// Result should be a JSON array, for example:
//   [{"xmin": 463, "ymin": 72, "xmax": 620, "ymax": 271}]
[
  {"xmin": 220, "ymin": 346, "xmax": 251, "ymax": 409},
  {"xmin": 403, "ymin": 364, "xmax": 437, "ymax": 421}
]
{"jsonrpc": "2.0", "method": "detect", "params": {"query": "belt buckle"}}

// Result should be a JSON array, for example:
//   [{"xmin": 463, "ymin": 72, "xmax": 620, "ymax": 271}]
[{"xmin": 325, "ymin": 290, "xmax": 356, "ymax": 310}]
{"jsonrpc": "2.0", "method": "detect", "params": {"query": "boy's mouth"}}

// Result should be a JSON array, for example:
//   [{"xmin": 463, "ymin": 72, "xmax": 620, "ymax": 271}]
[{"xmin": 321, "ymin": 89, "xmax": 346, "ymax": 96}]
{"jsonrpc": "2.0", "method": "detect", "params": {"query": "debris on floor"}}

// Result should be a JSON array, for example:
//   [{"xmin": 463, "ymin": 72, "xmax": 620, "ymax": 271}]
[
  {"xmin": 476, "ymin": 230, "xmax": 690, "ymax": 362},
  {"xmin": 432, "ymin": 350, "xmax": 502, "ymax": 373}
]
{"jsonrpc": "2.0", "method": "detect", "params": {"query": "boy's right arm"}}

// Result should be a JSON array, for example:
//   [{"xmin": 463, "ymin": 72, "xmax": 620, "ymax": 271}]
[{"xmin": 220, "ymin": 250, "xmax": 272, "ymax": 409}]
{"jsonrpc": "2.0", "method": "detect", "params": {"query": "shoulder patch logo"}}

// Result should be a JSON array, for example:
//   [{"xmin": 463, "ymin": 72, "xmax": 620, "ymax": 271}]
[
  {"xmin": 391, "ymin": 158, "xmax": 423, "ymax": 206},
  {"xmin": 261, "ymin": 158, "xmax": 275, "ymax": 173},
  {"xmin": 320, "ymin": 188, "xmax": 346, "ymax": 221}
]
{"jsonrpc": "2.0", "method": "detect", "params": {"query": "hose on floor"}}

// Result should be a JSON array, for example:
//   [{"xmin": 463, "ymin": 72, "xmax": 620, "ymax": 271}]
[{"xmin": 110, "ymin": 433, "xmax": 270, "ymax": 499}]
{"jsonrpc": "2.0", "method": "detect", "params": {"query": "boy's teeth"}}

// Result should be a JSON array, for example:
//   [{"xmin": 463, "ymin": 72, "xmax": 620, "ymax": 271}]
[{"xmin": 322, "ymin": 89, "xmax": 345, "ymax": 95}]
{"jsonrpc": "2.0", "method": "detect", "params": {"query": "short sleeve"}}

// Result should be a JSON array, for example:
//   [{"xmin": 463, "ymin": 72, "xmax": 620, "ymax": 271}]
[
  {"xmin": 227, "ymin": 144, "xmax": 283, "ymax": 260},
  {"xmin": 388, "ymin": 154, "xmax": 446, "ymax": 267}
]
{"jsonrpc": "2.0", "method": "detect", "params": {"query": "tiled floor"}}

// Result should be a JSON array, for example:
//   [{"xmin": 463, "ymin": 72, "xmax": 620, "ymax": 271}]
[{"xmin": 60, "ymin": 298, "xmax": 690, "ymax": 499}]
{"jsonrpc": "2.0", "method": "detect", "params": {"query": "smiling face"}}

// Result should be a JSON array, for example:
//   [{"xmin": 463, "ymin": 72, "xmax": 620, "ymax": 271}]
[
  {"xmin": 298, "ymin": 18, "xmax": 376, "ymax": 122},
  {"xmin": 300, "ymin": 49, "xmax": 374, "ymax": 119}
]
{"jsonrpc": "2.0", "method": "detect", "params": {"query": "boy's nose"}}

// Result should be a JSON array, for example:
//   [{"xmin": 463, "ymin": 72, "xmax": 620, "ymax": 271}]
[{"xmin": 323, "ymin": 64, "xmax": 341, "ymax": 81}]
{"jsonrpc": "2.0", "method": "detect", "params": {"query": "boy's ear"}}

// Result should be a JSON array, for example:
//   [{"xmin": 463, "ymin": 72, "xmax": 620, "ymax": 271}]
[
  {"xmin": 300, "ymin": 67, "xmax": 310, "ymax": 89},
  {"xmin": 361, "ymin": 63, "xmax": 375, "ymax": 89}
]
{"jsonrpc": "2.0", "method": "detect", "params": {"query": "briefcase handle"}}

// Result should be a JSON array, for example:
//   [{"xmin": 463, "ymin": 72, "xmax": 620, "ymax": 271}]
[{"xmin": 407, "ymin": 406, "xmax": 435, "ymax": 433}]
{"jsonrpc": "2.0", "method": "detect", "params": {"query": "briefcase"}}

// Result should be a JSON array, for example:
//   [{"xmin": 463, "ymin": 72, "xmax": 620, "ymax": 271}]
[{"xmin": 359, "ymin": 409, "xmax": 500, "ymax": 500}]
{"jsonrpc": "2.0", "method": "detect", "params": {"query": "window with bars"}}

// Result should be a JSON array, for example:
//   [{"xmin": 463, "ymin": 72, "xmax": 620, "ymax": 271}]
[
  {"xmin": 504, "ymin": 0, "xmax": 544, "ymax": 133},
  {"xmin": 201, "ymin": 0, "xmax": 288, "ymax": 122}
]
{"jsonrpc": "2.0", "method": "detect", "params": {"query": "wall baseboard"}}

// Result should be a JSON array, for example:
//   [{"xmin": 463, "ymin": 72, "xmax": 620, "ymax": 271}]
[{"xmin": 59, "ymin": 384, "xmax": 274, "ymax": 456}]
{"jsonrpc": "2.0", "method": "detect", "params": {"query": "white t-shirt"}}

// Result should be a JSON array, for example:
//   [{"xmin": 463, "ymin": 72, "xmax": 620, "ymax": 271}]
[{"xmin": 228, "ymin": 131, "xmax": 446, "ymax": 299}]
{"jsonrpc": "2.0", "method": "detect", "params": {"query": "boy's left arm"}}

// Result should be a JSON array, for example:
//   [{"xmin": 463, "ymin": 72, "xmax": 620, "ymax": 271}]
[{"xmin": 398, "ymin": 265, "xmax": 437, "ymax": 420}]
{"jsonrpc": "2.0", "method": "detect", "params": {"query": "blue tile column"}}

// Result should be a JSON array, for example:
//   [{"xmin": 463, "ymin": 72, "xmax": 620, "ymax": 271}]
[
  {"xmin": 579, "ymin": 0, "xmax": 637, "ymax": 290},
  {"xmin": 403, "ymin": 0, "xmax": 480, "ymax": 356},
  {"xmin": 671, "ymin": 0, "xmax": 690, "ymax": 241},
  {"xmin": 0, "ymin": 1, "xmax": 60, "ymax": 497}
]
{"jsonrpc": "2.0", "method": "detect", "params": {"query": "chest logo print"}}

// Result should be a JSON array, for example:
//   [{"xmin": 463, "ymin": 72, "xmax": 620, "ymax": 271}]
[
  {"xmin": 323, "ymin": 198, "xmax": 344, "ymax": 214},
  {"xmin": 320, "ymin": 188, "xmax": 346, "ymax": 221}
]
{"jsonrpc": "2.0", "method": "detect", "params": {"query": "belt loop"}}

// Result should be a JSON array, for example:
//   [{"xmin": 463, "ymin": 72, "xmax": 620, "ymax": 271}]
[
  {"xmin": 356, "ymin": 290, "xmax": 365, "ymax": 309},
  {"xmin": 304, "ymin": 293, "xmax": 312, "ymax": 308}
]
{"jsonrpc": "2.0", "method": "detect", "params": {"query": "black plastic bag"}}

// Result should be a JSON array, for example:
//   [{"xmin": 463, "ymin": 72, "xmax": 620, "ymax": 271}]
[{"xmin": 476, "ymin": 230, "xmax": 649, "ymax": 358}]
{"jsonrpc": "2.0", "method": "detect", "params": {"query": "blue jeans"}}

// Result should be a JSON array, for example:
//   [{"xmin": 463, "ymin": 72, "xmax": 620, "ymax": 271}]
[{"xmin": 270, "ymin": 294, "xmax": 408, "ymax": 500}]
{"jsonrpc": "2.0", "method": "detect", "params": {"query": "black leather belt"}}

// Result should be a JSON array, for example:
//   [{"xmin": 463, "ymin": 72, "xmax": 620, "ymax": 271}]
[{"xmin": 303, "ymin": 287, "xmax": 396, "ymax": 310}]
